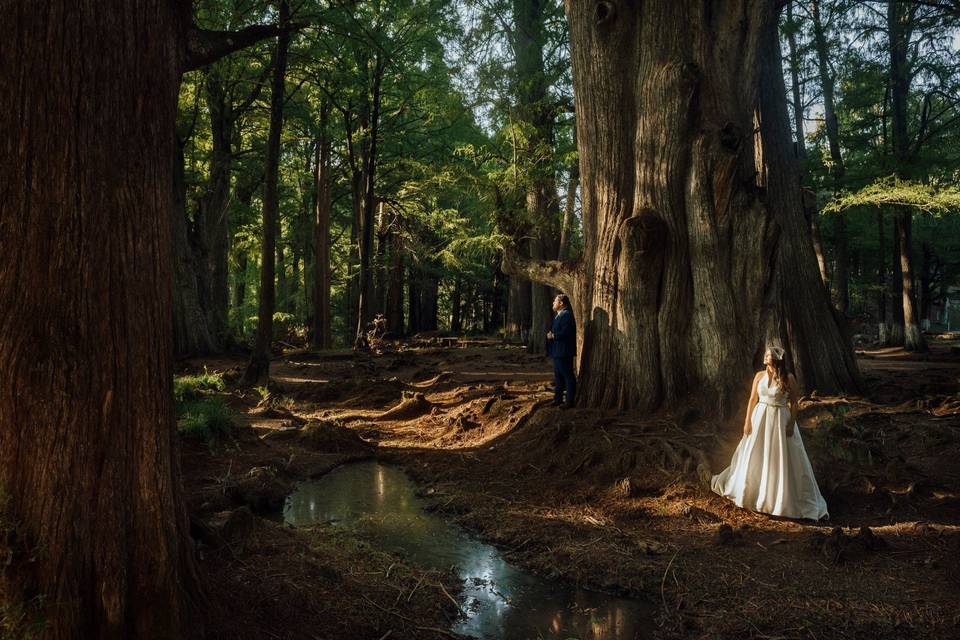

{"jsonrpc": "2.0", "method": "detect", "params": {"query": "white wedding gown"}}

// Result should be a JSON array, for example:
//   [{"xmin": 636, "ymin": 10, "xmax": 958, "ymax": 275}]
[{"xmin": 711, "ymin": 374, "xmax": 828, "ymax": 520}]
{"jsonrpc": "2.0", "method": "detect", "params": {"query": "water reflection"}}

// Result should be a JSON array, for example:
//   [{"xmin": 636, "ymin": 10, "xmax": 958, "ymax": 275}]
[{"xmin": 284, "ymin": 462, "xmax": 651, "ymax": 640}]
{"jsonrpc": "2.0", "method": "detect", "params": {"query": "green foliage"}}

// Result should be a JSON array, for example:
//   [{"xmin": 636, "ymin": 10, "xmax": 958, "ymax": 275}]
[
  {"xmin": 174, "ymin": 370, "xmax": 234, "ymax": 445},
  {"xmin": 176, "ymin": 397, "xmax": 235, "ymax": 445},
  {"xmin": 173, "ymin": 369, "xmax": 225, "ymax": 404},
  {"xmin": 825, "ymin": 177, "xmax": 960, "ymax": 215},
  {"xmin": 812, "ymin": 406, "xmax": 884, "ymax": 467}
]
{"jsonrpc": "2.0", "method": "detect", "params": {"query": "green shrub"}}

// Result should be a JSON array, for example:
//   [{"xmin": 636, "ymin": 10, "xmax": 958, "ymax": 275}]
[
  {"xmin": 173, "ymin": 369, "xmax": 225, "ymax": 404},
  {"xmin": 173, "ymin": 370, "xmax": 233, "ymax": 445},
  {"xmin": 176, "ymin": 397, "xmax": 235, "ymax": 444}
]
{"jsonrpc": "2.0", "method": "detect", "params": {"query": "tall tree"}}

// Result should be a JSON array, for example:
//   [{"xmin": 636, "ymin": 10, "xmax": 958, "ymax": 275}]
[
  {"xmin": 887, "ymin": 0, "xmax": 928, "ymax": 351},
  {"xmin": 246, "ymin": 0, "xmax": 291, "ymax": 383},
  {"xmin": 0, "ymin": 4, "xmax": 202, "ymax": 637},
  {"xmin": 809, "ymin": 0, "xmax": 850, "ymax": 313},
  {"xmin": 506, "ymin": 1, "xmax": 860, "ymax": 412},
  {"xmin": 312, "ymin": 102, "xmax": 334, "ymax": 349}
]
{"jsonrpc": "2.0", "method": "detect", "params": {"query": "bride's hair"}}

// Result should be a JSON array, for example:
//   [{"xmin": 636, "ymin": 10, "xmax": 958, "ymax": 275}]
[{"xmin": 767, "ymin": 346, "xmax": 789, "ymax": 395}]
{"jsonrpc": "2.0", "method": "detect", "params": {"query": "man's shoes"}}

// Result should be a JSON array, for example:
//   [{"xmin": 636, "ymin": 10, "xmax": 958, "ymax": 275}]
[
  {"xmin": 560, "ymin": 402, "xmax": 574, "ymax": 411},
  {"xmin": 551, "ymin": 400, "xmax": 563, "ymax": 407}
]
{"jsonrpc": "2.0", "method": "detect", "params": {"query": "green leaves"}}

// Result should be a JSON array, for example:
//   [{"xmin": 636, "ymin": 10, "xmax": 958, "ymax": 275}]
[{"xmin": 824, "ymin": 176, "xmax": 960, "ymax": 216}]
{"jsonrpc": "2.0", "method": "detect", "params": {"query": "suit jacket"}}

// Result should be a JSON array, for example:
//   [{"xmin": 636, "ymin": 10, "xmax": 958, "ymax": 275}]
[{"xmin": 547, "ymin": 308, "xmax": 576, "ymax": 358}]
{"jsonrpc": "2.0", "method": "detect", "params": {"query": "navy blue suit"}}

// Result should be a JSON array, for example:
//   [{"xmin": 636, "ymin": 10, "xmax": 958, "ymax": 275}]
[{"xmin": 547, "ymin": 308, "xmax": 577, "ymax": 406}]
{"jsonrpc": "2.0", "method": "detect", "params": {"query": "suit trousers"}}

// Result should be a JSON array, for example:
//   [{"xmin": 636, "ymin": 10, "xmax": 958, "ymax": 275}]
[{"xmin": 553, "ymin": 357, "xmax": 576, "ymax": 406}]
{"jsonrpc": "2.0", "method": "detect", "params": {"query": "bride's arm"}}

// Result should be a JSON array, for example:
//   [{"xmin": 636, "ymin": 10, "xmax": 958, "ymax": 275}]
[
  {"xmin": 786, "ymin": 374, "xmax": 800, "ymax": 437},
  {"xmin": 743, "ymin": 372, "xmax": 761, "ymax": 436}
]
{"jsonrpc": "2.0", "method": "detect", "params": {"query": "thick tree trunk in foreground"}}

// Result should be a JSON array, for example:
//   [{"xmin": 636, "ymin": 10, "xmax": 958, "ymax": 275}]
[
  {"xmin": 0, "ymin": 3, "xmax": 200, "ymax": 637},
  {"xmin": 245, "ymin": 0, "xmax": 290, "ymax": 383},
  {"xmin": 504, "ymin": 1, "xmax": 860, "ymax": 412}
]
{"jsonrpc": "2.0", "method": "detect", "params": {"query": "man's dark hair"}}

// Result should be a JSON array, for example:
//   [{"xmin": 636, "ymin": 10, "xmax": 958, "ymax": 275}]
[{"xmin": 556, "ymin": 294, "xmax": 571, "ymax": 308}]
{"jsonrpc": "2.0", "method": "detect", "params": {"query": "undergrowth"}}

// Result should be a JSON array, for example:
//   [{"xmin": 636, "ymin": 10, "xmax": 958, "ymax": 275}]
[
  {"xmin": 174, "ymin": 370, "xmax": 234, "ymax": 445},
  {"xmin": 812, "ymin": 405, "xmax": 884, "ymax": 466}
]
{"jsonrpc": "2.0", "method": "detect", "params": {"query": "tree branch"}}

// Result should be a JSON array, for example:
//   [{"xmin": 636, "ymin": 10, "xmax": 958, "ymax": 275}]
[
  {"xmin": 184, "ymin": 22, "xmax": 308, "ymax": 72},
  {"xmin": 500, "ymin": 243, "xmax": 577, "ymax": 294}
]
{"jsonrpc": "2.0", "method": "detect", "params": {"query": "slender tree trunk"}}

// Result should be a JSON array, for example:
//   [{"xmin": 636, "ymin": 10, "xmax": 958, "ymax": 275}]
[
  {"xmin": 355, "ymin": 55, "xmax": 385, "ymax": 348},
  {"xmin": 408, "ymin": 265, "xmax": 422, "ymax": 334},
  {"xmin": 810, "ymin": 0, "xmax": 848, "ymax": 312},
  {"xmin": 504, "ymin": 1, "xmax": 859, "ymax": 412},
  {"xmin": 202, "ymin": 68, "xmax": 233, "ymax": 344},
  {"xmin": 787, "ymin": 1, "xmax": 829, "ymax": 287},
  {"xmin": 559, "ymin": 150, "xmax": 579, "ymax": 260},
  {"xmin": 513, "ymin": 0, "xmax": 561, "ymax": 354},
  {"xmin": 276, "ymin": 242, "xmax": 287, "ymax": 312},
  {"xmin": 877, "ymin": 211, "xmax": 887, "ymax": 342},
  {"xmin": 245, "ymin": 0, "xmax": 290, "ymax": 383},
  {"xmin": 312, "ymin": 106, "xmax": 333, "ymax": 350},
  {"xmin": 887, "ymin": 0, "xmax": 926, "ymax": 351},
  {"xmin": 343, "ymin": 107, "xmax": 362, "ymax": 340},
  {"xmin": 506, "ymin": 273, "xmax": 532, "ymax": 342},
  {"xmin": 451, "ymin": 279, "xmax": 463, "ymax": 332},
  {"xmin": 386, "ymin": 210, "xmax": 405, "ymax": 335},
  {"xmin": 0, "ymin": 4, "xmax": 201, "ymax": 637},
  {"xmin": 173, "ymin": 138, "xmax": 219, "ymax": 358}
]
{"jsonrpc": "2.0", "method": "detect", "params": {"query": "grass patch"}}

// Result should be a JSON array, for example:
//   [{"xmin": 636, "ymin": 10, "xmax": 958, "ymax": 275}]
[
  {"xmin": 174, "ymin": 369, "xmax": 225, "ymax": 404},
  {"xmin": 174, "ymin": 370, "xmax": 234, "ymax": 445}
]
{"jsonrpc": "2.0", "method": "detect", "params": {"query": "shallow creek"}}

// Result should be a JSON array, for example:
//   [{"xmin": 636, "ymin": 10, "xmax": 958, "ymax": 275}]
[{"xmin": 284, "ymin": 461, "xmax": 652, "ymax": 639}]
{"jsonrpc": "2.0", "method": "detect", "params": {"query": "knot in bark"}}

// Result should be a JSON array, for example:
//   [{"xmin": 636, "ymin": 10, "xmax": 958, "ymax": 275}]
[
  {"xmin": 620, "ymin": 209, "xmax": 667, "ymax": 258},
  {"xmin": 719, "ymin": 121, "xmax": 743, "ymax": 154},
  {"xmin": 595, "ymin": 1, "xmax": 616, "ymax": 26}
]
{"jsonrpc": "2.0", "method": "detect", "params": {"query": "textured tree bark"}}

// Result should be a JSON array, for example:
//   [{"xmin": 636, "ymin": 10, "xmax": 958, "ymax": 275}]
[
  {"xmin": 504, "ymin": 1, "xmax": 860, "ymax": 412},
  {"xmin": 312, "ymin": 106, "xmax": 333, "ymax": 349},
  {"xmin": 505, "ymin": 273, "xmax": 532, "ymax": 341},
  {"xmin": 810, "ymin": 0, "xmax": 848, "ymax": 313},
  {"xmin": 0, "ymin": 2, "xmax": 201, "ymax": 637},
  {"xmin": 559, "ymin": 152, "xmax": 580, "ymax": 260},
  {"xmin": 887, "ymin": 0, "xmax": 926, "ymax": 351},
  {"xmin": 245, "ymin": 0, "xmax": 290, "ymax": 383}
]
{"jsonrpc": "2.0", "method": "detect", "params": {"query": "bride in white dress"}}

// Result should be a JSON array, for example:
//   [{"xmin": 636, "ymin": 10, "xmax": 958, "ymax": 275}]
[{"xmin": 711, "ymin": 346, "xmax": 828, "ymax": 520}]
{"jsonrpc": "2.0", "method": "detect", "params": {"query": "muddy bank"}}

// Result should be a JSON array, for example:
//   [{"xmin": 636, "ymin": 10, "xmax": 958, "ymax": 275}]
[{"xmin": 181, "ymin": 339, "xmax": 960, "ymax": 639}]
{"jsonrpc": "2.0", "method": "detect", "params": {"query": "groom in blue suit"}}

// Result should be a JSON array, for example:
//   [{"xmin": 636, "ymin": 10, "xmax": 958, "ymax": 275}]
[{"xmin": 546, "ymin": 294, "xmax": 576, "ymax": 408}]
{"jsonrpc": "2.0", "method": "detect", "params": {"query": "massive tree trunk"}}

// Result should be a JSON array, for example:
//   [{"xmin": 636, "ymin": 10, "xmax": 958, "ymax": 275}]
[
  {"xmin": 504, "ymin": 1, "xmax": 859, "ymax": 412},
  {"xmin": 312, "ymin": 106, "xmax": 333, "ymax": 350},
  {"xmin": 810, "ymin": 0, "xmax": 848, "ymax": 313},
  {"xmin": 877, "ymin": 210, "xmax": 888, "ymax": 342},
  {"xmin": 887, "ymin": 0, "xmax": 926, "ymax": 351},
  {"xmin": 245, "ymin": 0, "xmax": 290, "ymax": 383},
  {"xmin": 0, "ymin": 3, "xmax": 200, "ymax": 637},
  {"xmin": 505, "ymin": 273, "xmax": 532, "ymax": 341}
]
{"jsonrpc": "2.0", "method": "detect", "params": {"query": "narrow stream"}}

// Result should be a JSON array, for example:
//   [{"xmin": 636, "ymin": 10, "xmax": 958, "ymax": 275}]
[{"xmin": 284, "ymin": 461, "xmax": 652, "ymax": 640}]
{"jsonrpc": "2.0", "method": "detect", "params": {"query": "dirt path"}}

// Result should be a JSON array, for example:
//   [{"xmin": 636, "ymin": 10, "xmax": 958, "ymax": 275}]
[{"xmin": 183, "ymin": 338, "xmax": 960, "ymax": 639}]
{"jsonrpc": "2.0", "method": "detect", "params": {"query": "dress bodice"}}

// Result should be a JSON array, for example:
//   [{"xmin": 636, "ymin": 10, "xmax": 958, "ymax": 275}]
[{"xmin": 758, "ymin": 374, "xmax": 787, "ymax": 406}]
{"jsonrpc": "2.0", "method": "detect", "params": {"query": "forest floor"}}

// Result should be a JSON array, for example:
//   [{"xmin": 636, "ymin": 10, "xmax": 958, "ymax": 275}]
[{"xmin": 181, "ymin": 336, "xmax": 960, "ymax": 640}]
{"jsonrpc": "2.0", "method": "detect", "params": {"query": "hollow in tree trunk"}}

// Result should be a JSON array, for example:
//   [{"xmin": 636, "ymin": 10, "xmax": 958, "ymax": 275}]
[{"xmin": 504, "ymin": 1, "xmax": 860, "ymax": 413}]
